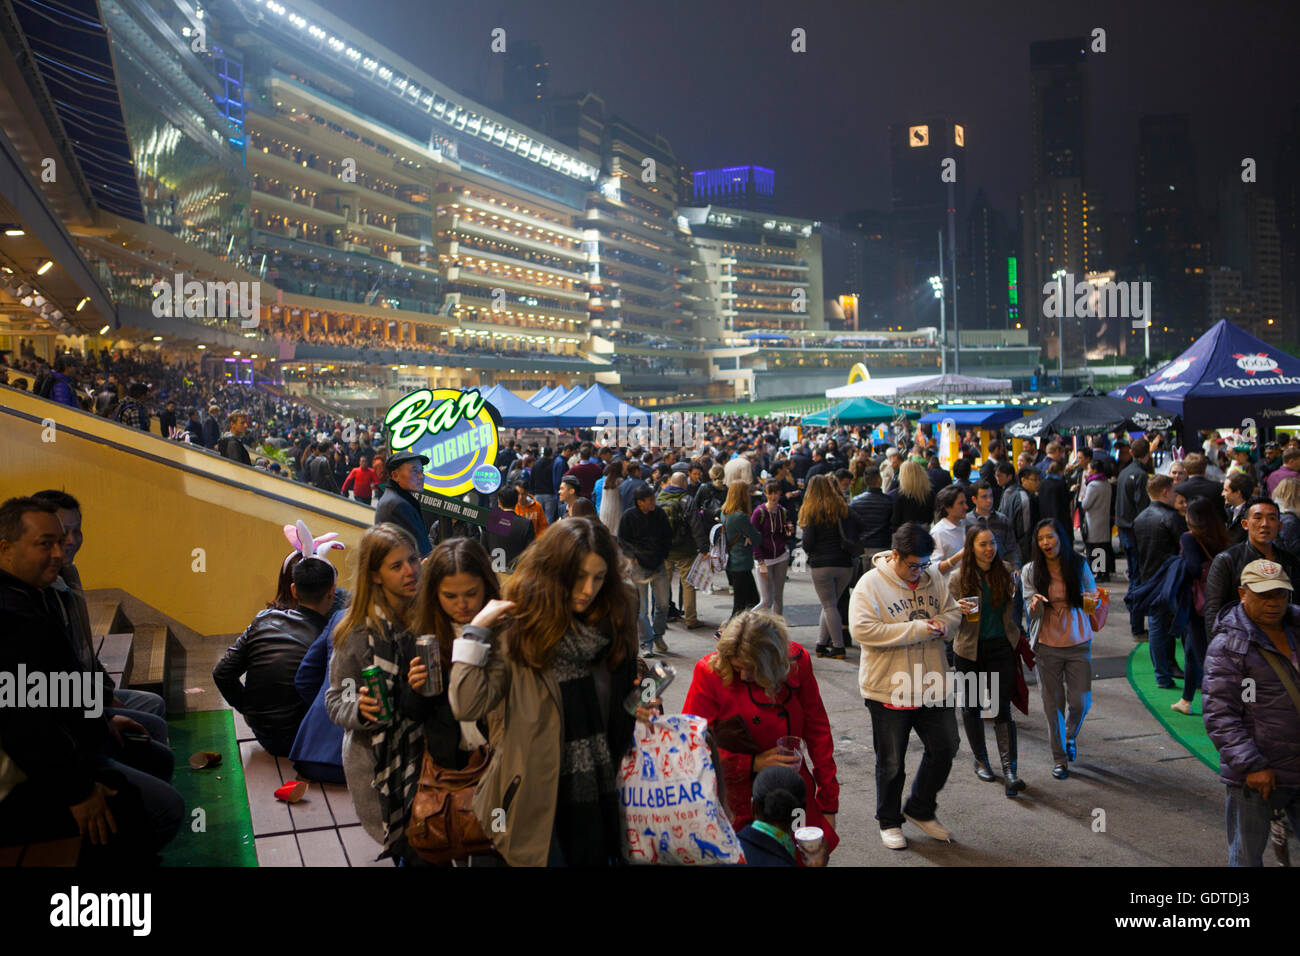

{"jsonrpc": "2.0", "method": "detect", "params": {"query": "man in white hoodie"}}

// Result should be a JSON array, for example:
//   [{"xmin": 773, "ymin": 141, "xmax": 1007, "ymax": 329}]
[{"xmin": 850, "ymin": 522, "xmax": 963, "ymax": 850}]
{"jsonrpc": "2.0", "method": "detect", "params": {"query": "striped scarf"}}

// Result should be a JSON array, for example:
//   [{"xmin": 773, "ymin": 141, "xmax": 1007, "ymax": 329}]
[{"xmin": 366, "ymin": 617, "xmax": 425, "ymax": 858}]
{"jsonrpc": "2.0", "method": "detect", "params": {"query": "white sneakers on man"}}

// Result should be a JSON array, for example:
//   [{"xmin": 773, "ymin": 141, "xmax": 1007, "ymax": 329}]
[
  {"xmin": 880, "ymin": 827, "xmax": 907, "ymax": 850},
  {"xmin": 904, "ymin": 813, "xmax": 953, "ymax": 842}
]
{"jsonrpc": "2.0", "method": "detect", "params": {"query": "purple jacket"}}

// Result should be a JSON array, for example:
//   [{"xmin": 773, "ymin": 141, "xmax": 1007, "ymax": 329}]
[
  {"xmin": 750, "ymin": 504, "xmax": 789, "ymax": 562},
  {"xmin": 1202, "ymin": 603, "xmax": 1300, "ymax": 787}
]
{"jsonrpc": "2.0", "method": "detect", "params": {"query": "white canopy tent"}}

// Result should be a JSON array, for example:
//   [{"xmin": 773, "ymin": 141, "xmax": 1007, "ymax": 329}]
[{"xmin": 826, "ymin": 372, "xmax": 1013, "ymax": 400}]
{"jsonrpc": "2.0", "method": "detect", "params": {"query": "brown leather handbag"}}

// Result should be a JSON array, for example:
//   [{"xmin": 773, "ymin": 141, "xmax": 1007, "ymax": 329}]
[{"xmin": 405, "ymin": 745, "xmax": 496, "ymax": 865}]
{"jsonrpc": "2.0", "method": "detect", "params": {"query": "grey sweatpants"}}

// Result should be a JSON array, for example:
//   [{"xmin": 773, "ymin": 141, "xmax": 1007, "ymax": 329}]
[
  {"xmin": 1034, "ymin": 640, "xmax": 1092, "ymax": 764},
  {"xmin": 810, "ymin": 565, "xmax": 854, "ymax": 648},
  {"xmin": 755, "ymin": 558, "xmax": 789, "ymax": 617}
]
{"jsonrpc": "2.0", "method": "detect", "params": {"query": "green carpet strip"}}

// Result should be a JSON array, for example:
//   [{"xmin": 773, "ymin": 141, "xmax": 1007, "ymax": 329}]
[
  {"xmin": 160, "ymin": 710, "xmax": 257, "ymax": 867},
  {"xmin": 1125, "ymin": 639, "xmax": 1219, "ymax": 772}
]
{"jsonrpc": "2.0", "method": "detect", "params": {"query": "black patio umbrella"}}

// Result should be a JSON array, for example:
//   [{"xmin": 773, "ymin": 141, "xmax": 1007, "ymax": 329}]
[{"xmin": 1006, "ymin": 390, "xmax": 1173, "ymax": 439}]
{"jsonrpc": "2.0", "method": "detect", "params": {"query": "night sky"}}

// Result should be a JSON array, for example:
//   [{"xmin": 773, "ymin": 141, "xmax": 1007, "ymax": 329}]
[{"xmin": 312, "ymin": 0, "xmax": 1298, "ymax": 223}]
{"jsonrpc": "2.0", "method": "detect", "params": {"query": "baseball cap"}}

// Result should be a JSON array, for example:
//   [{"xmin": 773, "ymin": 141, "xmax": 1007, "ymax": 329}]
[{"xmin": 1239, "ymin": 559, "xmax": 1293, "ymax": 594}]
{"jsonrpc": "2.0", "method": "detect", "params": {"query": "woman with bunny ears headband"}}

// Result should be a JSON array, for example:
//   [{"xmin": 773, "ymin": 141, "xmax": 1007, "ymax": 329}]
[{"xmin": 270, "ymin": 520, "xmax": 347, "ymax": 611}]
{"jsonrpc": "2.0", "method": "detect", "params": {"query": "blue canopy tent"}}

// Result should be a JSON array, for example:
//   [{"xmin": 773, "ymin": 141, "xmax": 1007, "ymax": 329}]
[
  {"xmin": 552, "ymin": 385, "xmax": 646, "ymax": 428},
  {"xmin": 919, "ymin": 406, "xmax": 1034, "ymax": 429},
  {"xmin": 802, "ymin": 397, "xmax": 918, "ymax": 427},
  {"xmin": 476, "ymin": 385, "xmax": 560, "ymax": 429},
  {"xmin": 532, "ymin": 386, "xmax": 580, "ymax": 410},
  {"xmin": 1111, "ymin": 319, "xmax": 1300, "ymax": 432},
  {"xmin": 528, "ymin": 385, "xmax": 557, "ymax": 405}
]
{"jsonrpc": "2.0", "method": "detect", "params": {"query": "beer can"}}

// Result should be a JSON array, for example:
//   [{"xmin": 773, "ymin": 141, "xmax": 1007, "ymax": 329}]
[
  {"xmin": 415, "ymin": 634, "xmax": 443, "ymax": 697},
  {"xmin": 360, "ymin": 664, "xmax": 392, "ymax": 722}
]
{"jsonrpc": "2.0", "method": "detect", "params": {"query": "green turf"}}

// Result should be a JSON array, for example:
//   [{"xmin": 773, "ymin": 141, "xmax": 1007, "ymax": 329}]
[
  {"xmin": 673, "ymin": 397, "xmax": 830, "ymax": 417},
  {"xmin": 1126, "ymin": 639, "xmax": 1220, "ymax": 772},
  {"xmin": 160, "ymin": 710, "xmax": 257, "ymax": 867}
]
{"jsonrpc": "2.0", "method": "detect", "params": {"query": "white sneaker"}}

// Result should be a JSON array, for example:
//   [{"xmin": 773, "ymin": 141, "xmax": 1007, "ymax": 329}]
[
  {"xmin": 880, "ymin": 827, "xmax": 907, "ymax": 850},
  {"xmin": 904, "ymin": 813, "xmax": 953, "ymax": 842}
]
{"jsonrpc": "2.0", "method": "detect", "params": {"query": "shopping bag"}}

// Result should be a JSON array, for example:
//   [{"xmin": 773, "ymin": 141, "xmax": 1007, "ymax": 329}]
[
  {"xmin": 686, "ymin": 553, "xmax": 715, "ymax": 592},
  {"xmin": 619, "ymin": 714, "xmax": 745, "ymax": 865}
]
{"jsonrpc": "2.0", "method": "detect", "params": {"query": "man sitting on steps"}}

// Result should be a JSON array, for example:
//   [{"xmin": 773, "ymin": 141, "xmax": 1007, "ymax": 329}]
[{"xmin": 213, "ymin": 556, "xmax": 337, "ymax": 756}]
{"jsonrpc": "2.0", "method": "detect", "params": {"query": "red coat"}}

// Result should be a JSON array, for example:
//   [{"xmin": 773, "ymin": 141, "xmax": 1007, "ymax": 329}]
[{"xmin": 682, "ymin": 644, "xmax": 840, "ymax": 855}]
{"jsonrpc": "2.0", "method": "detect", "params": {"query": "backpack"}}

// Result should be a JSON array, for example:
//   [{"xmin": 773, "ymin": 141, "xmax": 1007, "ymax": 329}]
[
  {"xmin": 707, "ymin": 522, "xmax": 727, "ymax": 572},
  {"xmin": 688, "ymin": 486, "xmax": 723, "ymax": 553},
  {"xmin": 660, "ymin": 491, "xmax": 693, "ymax": 551}
]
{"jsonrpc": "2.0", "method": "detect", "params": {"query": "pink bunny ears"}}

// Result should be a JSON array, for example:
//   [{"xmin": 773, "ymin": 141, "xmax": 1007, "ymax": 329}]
[{"xmin": 283, "ymin": 519, "xmax": 345, "ymax": 560}]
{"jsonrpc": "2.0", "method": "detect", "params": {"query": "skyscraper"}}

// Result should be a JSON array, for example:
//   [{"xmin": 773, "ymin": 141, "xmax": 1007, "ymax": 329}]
[
  {"xmin": 1135, "ymin": 114, "xmax": 1206, "ymax": 343},
  {"xmin": 690, "ymin": 166, "xmax": 775, "ymax": 213},
  {"xmin": 964, "ymin": 188, "xmax": 1009, "ymax": 331},
  {"xmin": 1022, "ymin": 37, "xmax": 1091, "ymax": 364},
  {"xmin": 888, "ymin": 117, "xmax": 966, "ymax": 332}
]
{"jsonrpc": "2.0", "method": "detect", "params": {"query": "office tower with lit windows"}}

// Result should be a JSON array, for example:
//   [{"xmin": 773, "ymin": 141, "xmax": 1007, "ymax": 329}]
[{"xmin": 888, "ymin": 117, "xmax": 966, "ymax": 333}]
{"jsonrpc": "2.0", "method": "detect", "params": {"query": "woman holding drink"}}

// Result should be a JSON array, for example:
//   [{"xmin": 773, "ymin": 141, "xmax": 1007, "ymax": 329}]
[
  {"xmin": 952, "ymin": 526, "xmax": 1026, "ymax": 797},
  {"xmin": 682, "ymin": 609, "xmax": 840, "ymax": 861},
  {"xmin": 324, "ymin": 523, "xmax": 422, "ymax": 855},
  {"xmin": 1020, "ymin": 518, "xmax": 1098, "ymax": 780},
  {"xmin": 402, "ymin": 538, "xmax": 500, "ymax": 771}
]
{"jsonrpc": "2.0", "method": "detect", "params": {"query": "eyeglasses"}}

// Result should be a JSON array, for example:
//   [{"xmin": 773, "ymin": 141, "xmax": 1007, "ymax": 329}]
[{"xmin": 902, "ymin": 559, "xmax": 932, "ymax": 572}]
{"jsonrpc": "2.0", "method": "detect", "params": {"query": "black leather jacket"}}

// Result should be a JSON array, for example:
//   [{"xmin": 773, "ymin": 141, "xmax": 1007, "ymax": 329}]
[
  {"xmin": 212, "ymin": 605, "xmax": 329, "ymax": 754},
  {"xmin": 849, "ymin": 489, "xmax": 893, "ymax": 549},
  {"xmin": 1133, "ymin": 501, "xmax": 1187, "ymax": 583}
]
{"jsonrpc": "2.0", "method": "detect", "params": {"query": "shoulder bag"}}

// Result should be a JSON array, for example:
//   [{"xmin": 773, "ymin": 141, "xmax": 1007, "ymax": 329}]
[{"xmin": 405, "ymin": 744, "xmax": 496, "ymax": 864}]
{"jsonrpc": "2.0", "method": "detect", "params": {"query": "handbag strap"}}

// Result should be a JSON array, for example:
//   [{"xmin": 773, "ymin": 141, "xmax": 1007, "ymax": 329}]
[{"xmin": 1258, "ymin": 645, "xmax": 1300, "ymax": 720}]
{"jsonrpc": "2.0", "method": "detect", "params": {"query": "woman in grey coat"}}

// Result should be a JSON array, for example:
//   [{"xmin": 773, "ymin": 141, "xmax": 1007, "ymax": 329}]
[{"xmin": 324, "ymin": 524, "xmax": 422, "ymax": 848}]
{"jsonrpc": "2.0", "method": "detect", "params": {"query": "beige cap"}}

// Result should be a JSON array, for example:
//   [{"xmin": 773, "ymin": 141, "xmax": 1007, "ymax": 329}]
[{"xmin": 1240, "ymin": 559, "xmax": 1293, "ymax": 593}]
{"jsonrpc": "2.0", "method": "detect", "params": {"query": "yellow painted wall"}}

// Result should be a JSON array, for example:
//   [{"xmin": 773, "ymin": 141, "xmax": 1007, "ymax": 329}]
[{"xmin": 0, "ymin": 388, "xmax": 374, "ymax": 635}]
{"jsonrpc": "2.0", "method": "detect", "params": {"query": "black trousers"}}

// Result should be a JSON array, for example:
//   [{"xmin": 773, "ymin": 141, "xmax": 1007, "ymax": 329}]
[{"xmin": 727, "ymin": 569, "xmax": 760, "ymax": 619}]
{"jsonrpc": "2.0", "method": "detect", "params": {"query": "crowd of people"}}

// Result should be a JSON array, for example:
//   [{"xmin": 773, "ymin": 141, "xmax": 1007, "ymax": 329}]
[{"xmin": 3, "ymin": 362, "xmax": 1298, "ymax": 867}]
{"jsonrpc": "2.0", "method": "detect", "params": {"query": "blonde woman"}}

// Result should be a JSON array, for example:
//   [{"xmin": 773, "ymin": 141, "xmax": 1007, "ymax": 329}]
[
  {"xmin": 892, "ymin": 459, "xmax": 935, "ymax": 529},
  {"xmin": 799, "ymin": 474, "xmax": 863, "ymax": 658},
  {"xmin": 1273, "ymin": 477, "xmax": 1300, "ymax": 557},
  {"xmin": 682, "ymin": 609, "xmax": 841, "ymax": 857},
  {"xmin": 721, "ymin": 480, "xmax": 763, "ymax": 620},
  {"xmin": 325, "ymin": 523, "xmax": 422, "ymax": 855}
]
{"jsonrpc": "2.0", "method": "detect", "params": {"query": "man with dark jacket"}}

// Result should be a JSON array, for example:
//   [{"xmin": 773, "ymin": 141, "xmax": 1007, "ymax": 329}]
[
  {"xmin": 789, "ymin": 443, "xmax": 813, "ymax": 482},
  {"xmin": 213, "ymin": 557, "xmax": 336, "ymax": 755},
  {"xmin": 0, "ymin": 497, "xmax": 183, "ymax": 862},
  {"xmin": 805, "ymin": 448, "xmax": 834, "ymax": 482},
  {"xmin": 619, "ymin": 461, "xmax": 650, "ymax": 513},
  {"xmin": 980, "ymin": 440, "xmax": 1010, "ymax": 508},
  {"xmin": 306, "ymin": 443, "xmax": 339, "ymax": 493},
  {"xmin": 184, "ymin": 407, "xmax": 204, "ymax": 446},
  {"xmin": 1175, "ymin": 453, "xmax": 1222, "ymax": 507},
  {"xmin": 657, "ymin": 474, "xmax": 704, "ymax": 630},
  {"xmin": 1224, "ymin": 474, "xmax": 1255, "ymax": 545},
  {"xmin": 619, "ymin": 485, "xmax": 673, "ymax": 657},
  {"xmin": 850, "ymin": 466, "xmax": 894, "ymax": 556},
  {"xmin": 1116, "ymin": 437, "xmax": 1154, "ymax": 637},
  {"xmin": 1036, "ymin": 459, "xmax": 1073, "ymax": 536},
  {"xmin": 374, "ymin": 450, "xmax": 434, "ymax": 557},
  {"xmin": 1205, "ymin": 496, "xmax": 1300, "ymax": 638},
  {"xmin": 532, "ymin": 446, "xmax": 559, "ymax": 524},
  {"xmin": 1202, "ymin": 560, "xmax": 1300, "ymax": 866},
  {"xmin": 218, "ymin": 410, "xmax": 252, "ymax": 466},
  {"xmin": 202, "ymin": 404, "xmax": 222, "ymax": 449},
  {"xmin": 1134, "ymin": 475, "xmax": 1189, "ymax": 688},
  {"xmin": 998, "ymin": 467, "xmax": 1040, "ymax": 565},
  {"xmin": 480, "ymin": 486, "xmax": 535, "ymax": 570}
]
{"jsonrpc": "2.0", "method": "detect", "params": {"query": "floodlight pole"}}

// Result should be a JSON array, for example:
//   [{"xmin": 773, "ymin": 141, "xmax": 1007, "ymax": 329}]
[{"xmin": 937, "ymin": 232, "xmax": 947, "ymax": 376}]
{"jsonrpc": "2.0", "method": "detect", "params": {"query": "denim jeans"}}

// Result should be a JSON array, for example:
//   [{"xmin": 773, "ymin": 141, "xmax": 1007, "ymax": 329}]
[
  {"xmin": 1118, "ymin": 527, "xmax": 1145, "ymax": 635},
  {"xmin": 1148, "ymin": 608, "xmax": 1176, "ymax": 687},
  {"xmin": 1225, "ymin": 784, "xmax": 1300, "ymax": 866},
  {"xmin": 864, "ymin": 698, "xmax": 959, "ymax": 830},
  {"xmin": 536, "ymin": 493, "xmax": 558, "ymax": 525},
  {"xmin": 634, "ymin": 562, "xmax": 670, "ymax": 649}
]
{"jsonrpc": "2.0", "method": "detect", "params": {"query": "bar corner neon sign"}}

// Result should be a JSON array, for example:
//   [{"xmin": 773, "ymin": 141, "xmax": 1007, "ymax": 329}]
[{"xmin": 385, "ymin": 388, "xmax": 500, "ymax": 496}]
